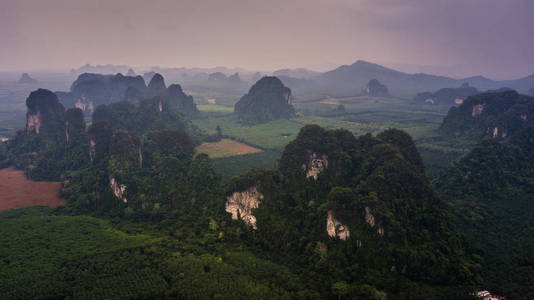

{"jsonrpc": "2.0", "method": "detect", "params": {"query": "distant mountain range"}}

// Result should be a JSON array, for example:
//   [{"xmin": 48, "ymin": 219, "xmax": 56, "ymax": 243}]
[
  {"xmin": 70, "ymin": 61, "xmax": 534, "ymax": 99},
  {"xmin": 281, "ymin": 60, "xmax": 534, "ymax": 99}
]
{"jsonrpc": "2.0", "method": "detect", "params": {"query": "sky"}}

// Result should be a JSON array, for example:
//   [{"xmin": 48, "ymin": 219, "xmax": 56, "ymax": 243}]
[{"xmin": 1, "ymin": 0, "xmax": 533, "ymax": 79}]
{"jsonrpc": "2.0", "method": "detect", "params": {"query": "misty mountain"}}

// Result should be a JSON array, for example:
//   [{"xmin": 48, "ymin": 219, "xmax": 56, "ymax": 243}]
[
  {"xmin": 18, "ymin": 73, "xmax": 38, "ymax": 85},
  {"xmin": 414, "ymin": 82, "xmax": 479, "ymax": 106},
  {"xmin": 281, "ymin": 60, "xmax": 534, "ymax": 99},
  {"xmin": 71, "ymin": 64, "xmax": 133, "ymax": 76}
]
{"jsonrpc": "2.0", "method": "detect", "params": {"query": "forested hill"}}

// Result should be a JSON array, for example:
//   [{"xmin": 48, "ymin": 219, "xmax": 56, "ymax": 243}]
[
  {"xmin": 436, "ymin": 126, "xmax": 534, "ymax": 299},
  {"xmin": 56, "ymin": 72, "xmax": 198, "ymax": 117},
  {"xmin": 413, "ymin": 82, "xmax": 479, "ymax": 106},
  {"xmin": 440, "ymin": 90, "xmax": 534, "ymax": 139},
  {"xmin": 2, "ymin": 85, "xmax": 199, "ymax": 185},
  {"xmin": 225, "ymin": 125, "xmax": 480, "ymax": 298},
  {"xmin": 234, "ymin": 76, "xmax": 295, "ymax": 124}
]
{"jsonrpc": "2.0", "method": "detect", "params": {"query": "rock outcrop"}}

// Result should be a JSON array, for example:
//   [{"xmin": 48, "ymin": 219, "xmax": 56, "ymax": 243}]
[
  {"xmin": 364, "ymin": 206, "xmax": 375, "ymax": 227},
  {"xmin": 302, "ymin": 153, "xmax": 328, "ymax": 180},
  {"xmin": 234, "ymin": 76, "xmax": 295, "ymax": 124},
  {"xmin": 159, "ymin": 84, "xmax": 198, "ymax": 116},
  {"xmin": 147, "ymin": 73, "xmax": 166, "ymax": 96},
  {"xmin": 363, "ymin": 79, "xmax": 389, "ymax": 97},
  {"xmin": 126, "ymin": 68, "xmax": 136, "ymax": 76},
  {"xmin": 225, "ymin": 186, "xmax": 262, "ymax": 229},
  {"xmin": 110, "ymin": 177, "xmax": 127, "ymax": 203},
  {"xmin": 25, "ymin": 89, "xmax": 66, "ymax": 140},
  {"xmin": 326, "ymin": 210, "xmax": 350, "ymax": 240}
]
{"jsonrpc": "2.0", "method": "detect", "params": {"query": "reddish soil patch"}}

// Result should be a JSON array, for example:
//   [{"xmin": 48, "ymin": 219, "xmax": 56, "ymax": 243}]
[
  {"xmin": 0, "ymin": 168, "xmax": 64, "ymax": 211},
  {"xmin": 319, "ymin": 99, "xmax": 341, "ymax": 105}
]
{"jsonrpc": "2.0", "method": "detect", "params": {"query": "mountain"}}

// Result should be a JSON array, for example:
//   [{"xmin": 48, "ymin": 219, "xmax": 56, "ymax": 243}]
[
  {"xmin": 147, "ymin": 73, "xmax": 166, "ymax": 96},
  {"xmin": 4, "ymin": 89, "xmax": 88, "ymax": 180},
  {"xmin": 529, "ymin": 87, "xmax": 534, "ymax": 96},
  {"xmin": 313, "ymin": 60, "xmax": 459, "ymax": 97},
  {"xmin": 279, "ymin": 60, "xmax": 534, "ymax": 99},
  {"xmin": 225, "ymin": 125, "xmax": 479, "ymax": 297},
  {"xmin": 55, "ymin": 73, "xmax": 197, "ymax": 117},
  {"xmin": 57, "ymin": 73, "xmax": 147, "ymax": 114},
  {"xmin": 234, "ymin": 76, "xmax": 295, "ymax": 124},
  {"xmin": 363, "ymin": 79, "xmax": 389, "ymax": 97},
  {"xmin": 18, "ymin": 73, "xmax": 38, "ymax": 84},
  {"xmin": 414, "ymin": 82, "xmax": 479, "ymax": 106},
  {"xmin": 436, "ymin": 126, "xmax": 534, "ymax": 299},
  {"xmin": 440, "ymin": 90, "xmax": 534, "ymax": 139}
]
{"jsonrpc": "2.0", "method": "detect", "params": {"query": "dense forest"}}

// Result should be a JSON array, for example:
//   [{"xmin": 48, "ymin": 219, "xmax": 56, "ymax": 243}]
[
  {"xmin": 436, "ymin": 126, "xmax": 534, "ymax": 298},
  {"xmin": 0, "ymin": 83, "xmax": 489, "ymax": 298}
]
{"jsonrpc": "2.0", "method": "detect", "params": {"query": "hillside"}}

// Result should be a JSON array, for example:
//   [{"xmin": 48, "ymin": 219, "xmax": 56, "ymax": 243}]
[
  {"xmin": 440, "ymin": 90, "xmax": 534, "ymax": 139},
  {"xmin": 224, "ymin": 125, "xmax": 479, "ymax": 298},
  {"xmin": 436, "ymin": 126, "xmax": 534, "ymax": 299}
]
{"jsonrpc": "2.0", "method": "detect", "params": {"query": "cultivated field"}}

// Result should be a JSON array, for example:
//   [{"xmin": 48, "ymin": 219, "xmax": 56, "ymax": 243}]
[
  {"xmin": 0, "ymin": 168, "xmax": 64, "ymax": 211},
  {"xmin": 196, "ymin": 138, "xmax": 262, "ymax": 158}
]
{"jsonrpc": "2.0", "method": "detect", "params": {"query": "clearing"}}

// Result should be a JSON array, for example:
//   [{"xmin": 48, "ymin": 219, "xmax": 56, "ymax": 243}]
[
  {"xmin": 196, "ymin": 138, "xmax": 262, "ymax": 158},
  {"xmin": 0, "ymin": 167, "xmax": 64, "ymax": 211}
]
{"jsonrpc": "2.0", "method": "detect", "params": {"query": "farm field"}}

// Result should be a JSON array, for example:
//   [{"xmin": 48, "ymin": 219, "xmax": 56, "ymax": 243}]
[
  {"xmin": 0, "ymin": 167, "xmax": 64, "ymax": 211},
  {"xmin": 196, "ymin": 104, "xmax": 233, "ymax": 114},
  {"xmin": 194, "ymin": 113, "xmax": 441, "ymax": 150},
  {"xmin": 196, "ymin": 138, "xmax": 262, "ymax": 158}
]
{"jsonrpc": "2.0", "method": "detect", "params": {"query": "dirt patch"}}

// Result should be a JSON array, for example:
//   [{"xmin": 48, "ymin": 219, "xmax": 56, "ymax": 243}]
[
  {"xmin": 319, "ymin": 99, "xmax": 341, "ymax": 105},
  {"xmin": 0, "ymin": 168, "xmax": 64, "ymax": 211},
  {"xmin": 196, "ymin": 138, "xmax": 262, "ymax": 158}
]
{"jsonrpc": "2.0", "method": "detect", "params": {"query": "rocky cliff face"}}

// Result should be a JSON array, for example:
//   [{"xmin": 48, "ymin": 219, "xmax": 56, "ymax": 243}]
[
  {"xmin": 110, "ymin": 177, "xmax": 127, "ymax": 203},
  {"xmin": 326, "ymin": 210, "xmax": 350, "ymax": 240},
  {"xmin": 25, "ymin": 89, "xmax": 66, "ymax": 140},
  {"xmin": 225, "ymin": 186, "xmax": 262, "ymax": 229},
  {"xmin": 234, "ymin": 76, "xmax": 295, "ymax": 124},
  {"xmin": 302, "ymin": 153, "xmax": 328, "ymax": 180},
  {"xmin": 159, "ymin": 84, "xmax": 198, "ymax": 116}
]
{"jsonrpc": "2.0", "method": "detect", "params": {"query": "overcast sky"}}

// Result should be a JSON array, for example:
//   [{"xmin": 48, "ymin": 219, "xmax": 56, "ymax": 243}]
[{"xmin": 1, "ymin": 0, "xmax": 533, "ymax": 79}]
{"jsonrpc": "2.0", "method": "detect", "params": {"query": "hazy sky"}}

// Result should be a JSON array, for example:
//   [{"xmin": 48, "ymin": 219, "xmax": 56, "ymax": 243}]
[{"xmin": 1, "ymin": 0, "xmax": 533, "ymax": 79}]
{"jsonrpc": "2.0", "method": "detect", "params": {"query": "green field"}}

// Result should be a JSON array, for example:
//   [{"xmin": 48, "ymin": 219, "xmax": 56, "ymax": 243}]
[
  {"xmin": 197, "ymin": 104, "xmax": 234, "ymax": 114},
  {"xmin": 194, "ymin": 113, "xmax": 441, "ymax": 151}
]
